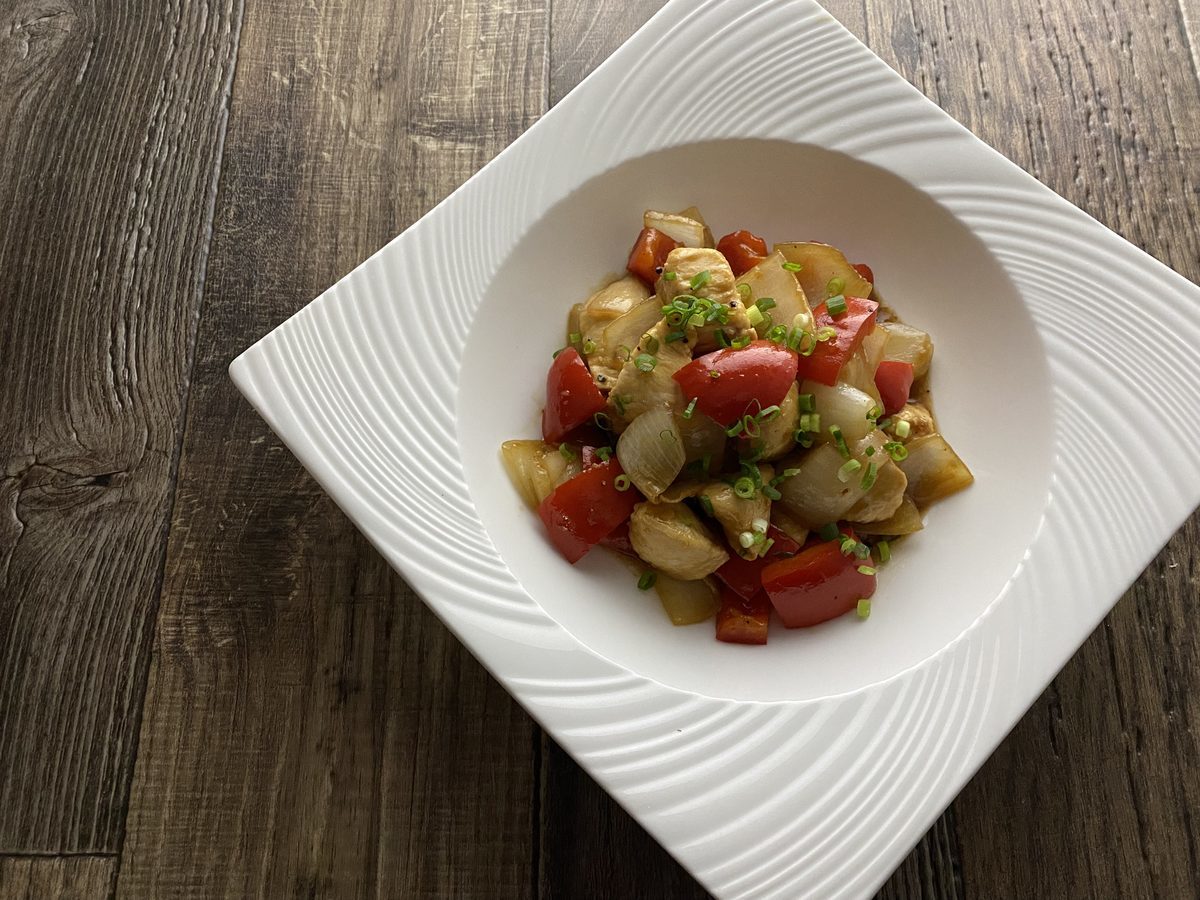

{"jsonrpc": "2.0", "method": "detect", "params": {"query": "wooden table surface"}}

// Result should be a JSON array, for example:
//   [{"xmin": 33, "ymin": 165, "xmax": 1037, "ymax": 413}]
[{"xmin": 3, "ymin": 1, "xmax": 1199, "ymax": 897}]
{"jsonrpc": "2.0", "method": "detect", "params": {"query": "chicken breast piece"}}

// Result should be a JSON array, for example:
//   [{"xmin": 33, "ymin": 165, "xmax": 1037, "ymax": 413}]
[
  {"xmin": 629, "ymin": 501, "xmax": 729, "ymax": 580},
  {"xmin": 657, "ymin": 247, "xmax": 754, "ymax": 352},
  {"xmin": 606, "ymin": 319, "xmax": 691, "ymax": 429},
  {"xmin": 700, "ymin": 463, "xmax": 773, "ymax": 560}
]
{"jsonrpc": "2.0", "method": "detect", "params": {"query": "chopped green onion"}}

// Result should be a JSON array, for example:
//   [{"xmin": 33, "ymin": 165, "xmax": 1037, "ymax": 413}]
[
  {"xmin": 552, "ymin": 347, "xmax": 565, "ymax": 358},
  {"xmin": 876, "ymin": 417, "xmax": 892, "ymax": 430},
  {"xmin": 663, "ymin": 270, "xmax": 677, "ymax": 281},
  {"xmin": 761, "ymin": 538, "xmax": 775, "ymax": 554},
  {"xmin": 799, "ymin": 393, "xmax": 816, "ymax": 413},
  {"xmin": 798, "ymin": 412, "xmax": 821, "ymax": 434},
  {"xmin": 858, "ymin": 565, "xmax": 877, "ymax": 576},
  {"xmin": 795, "ymin": 433, "xmax": 814, "ymax": 448},
  {"xmin": 614, "ymin": 474, "xmax": 632, "ymax": 492},
  {"xmin": 582, "ymin": 338, "xmax": 597, "ymax": 354},
  {"xmin": 826, "ymin": 276, "xmax": 845, "ymax": 297},
  {"xmin": 853, "ymin": 542, "xmax": 871, "ymax": 559},
  {"xmin": 682, "ymin": 397, "xmax": 698, "ymax": 419},
  {"xmin": 782, "ymin": 261, "xmax": 804, "ymax": 272},
  {"xmin": 895, "ymin": 419, "xmax": 911, "ymax": 439},
  {"xmin": 734, "ymin": 477, "xmax": 756, "ymax": 499},
  {"xmin": 593, "ymin": 412, "xmax": 612, "ymax": 430},
  {"xmin": 837, "ymin": 459, "xmax": 862, "ymax": 483},
  {"xmin": 756, "ymin": 297, "xmax": 777, "ymax": 312},
  {"xmin": 666, "ymin": 329, "xmax": 687, "ymax": 343},
  {"xmin": 818, "ymin": 523, "xmax": 840, "ymax": 541},
  {"xmin": 767, "ymin": 324, "xmax": 789, "ymax": 345},
  {"xmin": 690, "ymin": 270, "xmax": 712, "ymax": 291},
  {"xmin": 699, "ymin": 494, "xmax": 715, "ymax": 517},
  {"xmin": 826, "ymin": 294, "xmax": 848, "ymax": 316},
  {"xmin": 618, "ymin": 344, "xmax": 633, "ymax": 361},
  {"xmin": 700, "ymin": 452, "xmax": 712, "ymax": 473},
  {"xmin": 758, "ymin": 405, "xmax": 781, "ymax": 422},
  {"xmin": 884, "ymin": 441, "xmax": 908, "ymax": 461},
  {"xmin": 638, "ymin": 571, "xmax": 657, "ymax": 590},
  {"xmin": 595, "ymin": 446, "xmax": 613, "ymax": 462},
  {"xmin": 864, "ymin": 445, "xmax": 876, "ymax": 457},
  {"xmin": 559, "ymin": 443, "xmax": 577, "ymax": 460},
  {"xmin": 731, "ymin": 334, "xmax": 752, "ymax": 349},
  {"xmin": 762, "ymin": 483, "xmax": 781, "ymax": 500},
  {"xmin": 829, "ymin": 425, "xmax": 850, "ymax": 459},
  {"xmin": 659, "ymin": 428, "xmax": 676, "ymax": 444},
  {"xmin": 840, "ymin": 535, "xmax": 857, "ymax": 555},
  {"xmin": 715, "ymin": 329, "xmax": 731, "ymax": 349},
  {"xmin": 856, "ymin": 598, "xmax": 872, "ymax": 619},
  {"xmin": 644, "ymin": 335, "xmax": 660, "ymax": 354},
  {"xmin": 866, "ymin": 405, "xmax": 881, "ymax": 422},
  {"xmin": 634, "ymin": 353, "xmax": 657, "ymax": 372},
  {"xmin": 815, "ymin": 326, "xmax": 837, "ymax": 342},
  {"xmin": 688, "ymin": 313, "xmax": 706, "ymax": 328},
  {"xmin": 860, "ymin": 462, "xmax": 878, "ymax": 491},
  {"xmin": 747, "ymin": 305, "xmax": 765, "ymax": 327},
  {"xmin": 726, "ymin": 420, "xmax": 745, "ymax": 437},
  {"xmin": 742, "ymin": 414, "xmax": 761, "ymax": 438},
  {"xmin": 737, "ymin": 283, "xmax": 752, "ymax": 298},
  {"xmin": 569, "ymin": 331, "xmax": 582, "ymax": 345},
  {"xmin": 771, "ymin": 467, "xmax": 801, "ymax": 485},
  {"xmin": 752, "ymin": 517, "xmax": 769, "ymax": 534},
  {"xmin": 708, "ymin": 369, "xmax": 721, "ymax": 380},
  {"xmin": 738, "ymin": 531, "xmax": 755, "ymax": 549},
  {"xmin": 877, "ymin": 540, "xmax": 891, "ymax": 564}
]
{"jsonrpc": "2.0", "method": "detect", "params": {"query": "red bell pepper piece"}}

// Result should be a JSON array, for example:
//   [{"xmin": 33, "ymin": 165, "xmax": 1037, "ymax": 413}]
[
  {"xmin": 715, "ymin": 526, "xmax": 801, "ymax": 600},
  {"xmin": 542, "ymin": 348, "xmax": 607, "ymax": 443},
  {"xmin": 537, "ymin": 460, "xmax": 639, "ymax": 564},
  {"xmin": 794, "ymin": 297, "xmax": 878, "ymax": 387},
  {"xmin": 874, "ymin": 360, "xmax": 914, "ymax": 416},
  {"xmin": 673, "ymin": 340, "xmax": 798, "ymax": 425},
  {"xmin": 761, "ymin": 532, "xmax": 876, "ymax": 627},
  {"xmin": 852, "ymin": 262, "xmax": 874, "ymax": 284},
  {"xmin": 716, "ymin": 586, "xmax": 771, "ymax": 644},
  {"xmin": 627, "ymin": 227, "xmax": 679, "ymax": 286},
  {"xmin": 716, "ymin": 229, "xmax": 768, "ymax": 277}
]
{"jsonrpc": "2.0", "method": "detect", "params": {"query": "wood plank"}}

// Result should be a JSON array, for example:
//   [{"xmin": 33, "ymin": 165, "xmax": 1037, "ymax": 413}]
[
  {"xmin": 0, "ymin": 0, "xmax": 242, "ymax": 852},
  {"xmin": 0, "ymin": 856, "xmax": 114, "ymax": 900},
  {"xmin": 845, "ymin": 0, "xmax": 1200, "ymax": 897},
  {"xmin": 116, "ymin": 0, "xmax": 549, "ymax": 896}
]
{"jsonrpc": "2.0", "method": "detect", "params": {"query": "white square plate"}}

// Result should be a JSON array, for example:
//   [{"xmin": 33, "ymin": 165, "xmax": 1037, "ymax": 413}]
[{"xmin": 230, "ymin": 0, "xmax": 1200, "ymax": 896}]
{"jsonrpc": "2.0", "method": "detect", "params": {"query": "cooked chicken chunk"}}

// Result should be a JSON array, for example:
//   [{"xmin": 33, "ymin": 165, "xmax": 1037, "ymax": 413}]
[
  {"xmin": 891, "ymin": 403, "xmax": 935, "ymax": 441},
  {"xmin": 700, "ymin": 463, "xmax": 774, "ymax": 560},
  {"xmin": 629, "ymin": 501, "xmax": 729, "ymax": 580},
  {"xmin": 657, "ymin": 247, "xmax": 754, "ymax": 353},
  {"xmin": 606, "ymin": 319, "xmax": 691, "ymax": 429}
]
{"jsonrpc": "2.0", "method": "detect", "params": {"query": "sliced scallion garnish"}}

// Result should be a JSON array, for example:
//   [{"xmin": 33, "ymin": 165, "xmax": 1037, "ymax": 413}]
[{"xmin": 837, "ymin": 459, "xmax": 862, "ymax": 483}]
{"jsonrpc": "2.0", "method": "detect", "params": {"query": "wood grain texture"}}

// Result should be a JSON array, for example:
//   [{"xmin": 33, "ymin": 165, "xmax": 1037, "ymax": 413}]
[
  {"xmin": 0, "ymin": 856, "xmax": 114, "ymax": 900},
  {"xmin": 0, "ymin": 0, "xmax": 242, "ymax": 853},
  {"xmin": 115, "ymin": 0, "xmax": 548, "ymax": 896}
]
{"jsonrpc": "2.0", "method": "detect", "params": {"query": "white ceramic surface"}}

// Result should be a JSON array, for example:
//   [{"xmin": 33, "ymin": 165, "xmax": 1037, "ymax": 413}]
[{"xmin": 230, "ymin": 1, "xmax": 1200, "ymax": 896}]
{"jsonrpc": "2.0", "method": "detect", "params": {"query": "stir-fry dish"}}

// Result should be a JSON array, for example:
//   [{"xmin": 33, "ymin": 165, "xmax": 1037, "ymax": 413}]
[{"xmin": 502, "ymin": 207, "xmax": 973, "ymax": 644}]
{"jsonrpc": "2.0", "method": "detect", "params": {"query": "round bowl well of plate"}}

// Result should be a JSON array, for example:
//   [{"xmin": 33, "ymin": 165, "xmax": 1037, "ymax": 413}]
[{"xmin": 459, "ymin": 138, "xmax": 1055, "ymax": 703}]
